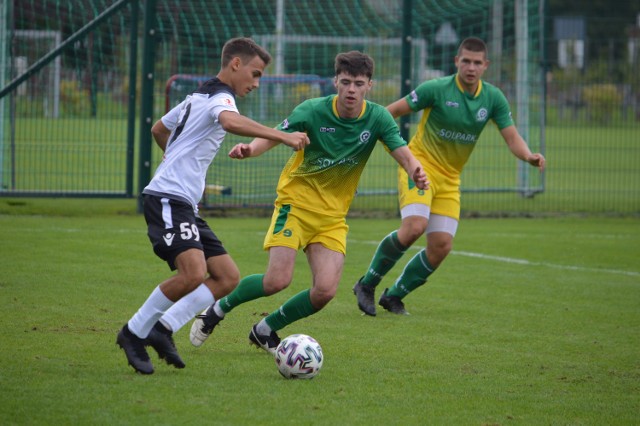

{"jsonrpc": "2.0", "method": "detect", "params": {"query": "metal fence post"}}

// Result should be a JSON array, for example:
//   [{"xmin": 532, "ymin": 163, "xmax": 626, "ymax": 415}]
[
  {"xmin": 137, "ymin": 0, "xmax": 157, "ymax": 213},
  {"xmin": 400, "ymin": 0, "xmax": 413, "ymax": 142},
  {"xmin": 126, "ymin": 0, "xmax": 139, "ymax": 198}
]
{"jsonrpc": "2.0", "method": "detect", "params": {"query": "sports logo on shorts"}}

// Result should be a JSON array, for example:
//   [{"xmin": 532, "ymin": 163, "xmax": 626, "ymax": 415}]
[
  {"xmin": 359, "ymin": 130, "xmax": 371, "ymax": 144},
  {"xmin": 476, "ymin": 108, "xmax": 488, "ymax": 122},
  {"xmin": 163, "ymin": 232, "xmax": 175, "ymax": 246}
]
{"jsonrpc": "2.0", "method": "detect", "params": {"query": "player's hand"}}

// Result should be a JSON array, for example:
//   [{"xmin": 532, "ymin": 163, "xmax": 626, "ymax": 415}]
[
  {"xmin": 281, "ymin": 131, "xmax": 310, "ymax": 151},
  {"xmin": 527, "ymin": 153, "xmax": 546, "ymax": 172},
  {"xmin": 228, "ymin": 143, "xmax": 252, "ymax": 159},
  {"xmin": 412, "ymin": 166, "xmax": 429, "ymax": 190}
]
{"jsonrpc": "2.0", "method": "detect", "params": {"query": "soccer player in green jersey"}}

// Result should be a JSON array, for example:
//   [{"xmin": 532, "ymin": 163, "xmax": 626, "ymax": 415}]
[
  {"xmin": 353, "ymin": 37, "xmax": 546, "ymax": 316},
  {"xmin": 190, "ymin": 51, "xmax": 429, "ymax": 353}
]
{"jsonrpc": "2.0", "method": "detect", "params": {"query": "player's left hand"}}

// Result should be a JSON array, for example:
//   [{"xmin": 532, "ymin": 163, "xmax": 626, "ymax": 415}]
[
  {"xmin": 412, "ymin": 166, "xmax": 429, "ymax": 190},
  {"xmin": 228, "ymin": 143, "xmax": 252, "ymax": 159},
  {"xmin": 527, "ymin": 153, "xmax": 546, "ymax": 172}
]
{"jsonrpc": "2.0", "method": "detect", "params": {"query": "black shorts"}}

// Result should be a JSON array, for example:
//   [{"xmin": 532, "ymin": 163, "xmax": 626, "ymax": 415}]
[{"xmin": 143, "ymin": 194, "xmax": 227, "ymax": 270}]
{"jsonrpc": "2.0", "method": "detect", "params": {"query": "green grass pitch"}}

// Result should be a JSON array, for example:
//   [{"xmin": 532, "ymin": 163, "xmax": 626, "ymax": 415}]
[{"xmin": 1, "ymin": 199, "xmax": 638, "ymax": 424}]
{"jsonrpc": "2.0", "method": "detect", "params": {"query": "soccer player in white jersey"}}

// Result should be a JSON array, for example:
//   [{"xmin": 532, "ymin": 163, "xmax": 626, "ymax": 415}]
[
  {"xmin": 353, "ymin": 37, "xmax": 546, "ymax": 316},
  {"xmin": 188, "ymin": 51, "xmax": 429, "ymax": 354},
  {"xmin": 116, "ymin": 37, "xmax": 310, "ymax": 374}
]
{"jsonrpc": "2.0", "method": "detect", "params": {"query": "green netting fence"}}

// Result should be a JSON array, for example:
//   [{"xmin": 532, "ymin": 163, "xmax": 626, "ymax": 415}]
[{"xmin": 1, "ymin": 0, "xmax": 639, "ymax": 215}]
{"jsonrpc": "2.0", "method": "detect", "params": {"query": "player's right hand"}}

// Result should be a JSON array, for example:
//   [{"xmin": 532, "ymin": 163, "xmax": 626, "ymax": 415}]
[
  {"xmin": 281, "ymin": 131, "xmax": 310, "ymax": 151},
  {"xmin": 412, "ymin": 166, "xmax": 430, "ymax": 191}
]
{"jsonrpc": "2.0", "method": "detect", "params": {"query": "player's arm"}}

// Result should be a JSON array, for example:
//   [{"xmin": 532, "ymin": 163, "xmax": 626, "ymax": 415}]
[
  {"xmin": 500, "ymin": 125, "xmax": 546, "ymax": 172},
  {"xmin": 219, "ymin": 110, "xmax": 309, "ymax": 151},
  {"xmin": 228, "ymin": 137, "xmax": 281, "ymax": 159},
  {"xmin": 151, "ymin": 119, "xmax": 172, "ymax": 152},
  {"xmin": 389, "ymin": 146, "xmax": 429, "ymax": 190},
  {"xmin": 386, "ymin": 98, "xmax": 413, "ymax": 119}
]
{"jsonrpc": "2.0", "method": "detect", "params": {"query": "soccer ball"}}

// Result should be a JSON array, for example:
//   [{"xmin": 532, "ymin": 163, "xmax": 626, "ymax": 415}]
[{"xmin": 275, "ymin": 334, "xmax": 323, "ymax": 379}]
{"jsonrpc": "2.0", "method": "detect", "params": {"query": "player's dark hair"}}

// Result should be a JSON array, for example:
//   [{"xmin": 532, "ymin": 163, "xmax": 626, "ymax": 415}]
[
  {"xmin": 221, "ymin": 37, "xmax": 272, "ymax": 67},
  {"xmin": 334, "ymin": 51, "xmax": 374, "ymax": 79},
  {"xmin": 457, "ymin": 37, "xmax": 488, "ymax": 57}
]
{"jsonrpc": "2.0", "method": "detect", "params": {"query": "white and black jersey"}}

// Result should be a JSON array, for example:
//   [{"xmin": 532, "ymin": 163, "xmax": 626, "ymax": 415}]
[{"xmin": 143, "ymin": 78, "xmax": 238, "ymax": 210}]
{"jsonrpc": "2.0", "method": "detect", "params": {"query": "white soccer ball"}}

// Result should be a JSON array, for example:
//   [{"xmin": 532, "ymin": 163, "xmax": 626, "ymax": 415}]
[{"xmin": 275, "ymin": 334, "xmax": 323, "ymax": 379}]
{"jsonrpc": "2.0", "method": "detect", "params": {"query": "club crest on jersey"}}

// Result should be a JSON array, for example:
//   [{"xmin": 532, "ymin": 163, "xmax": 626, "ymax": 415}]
[
  {"xmin": 476, "ymin": 108, "xmax": 488, "ymax": 122},
  {"xmin": 359, "ymin": 130, "xmax": 371, "ymax": 144}
]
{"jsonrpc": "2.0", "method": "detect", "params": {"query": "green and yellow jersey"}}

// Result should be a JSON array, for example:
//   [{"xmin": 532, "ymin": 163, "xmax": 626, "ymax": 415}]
[
  {"xmin": 276, "ymin": 95, "xmax": 406, "ymax": 217},
  {"xmin": 406, "ymin": 74, "xmax": 514, "ymax": 178}
]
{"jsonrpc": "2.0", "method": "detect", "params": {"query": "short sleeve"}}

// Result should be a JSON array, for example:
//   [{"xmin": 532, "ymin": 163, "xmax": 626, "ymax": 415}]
[
  {"xmin": 161, "ymin": 101, "xmax": 184, "ymax": 130},
  {"xmin": 277, "ymin": 100, "xmax": 311, "ymax": 133},
  {"xmin": 405, "ymin": 79, "xmax": 438, "ymax": 112},
  {"xmin": 209, "ymin": 92, "xmax": 239, "ymax": 120},
  {"xmin": 378, "ymin": 108, "xmax": 407, "ymax": 152},
  {"xmin": 491, "ymin": 88, "xmax": 515, "ymax": 130}
]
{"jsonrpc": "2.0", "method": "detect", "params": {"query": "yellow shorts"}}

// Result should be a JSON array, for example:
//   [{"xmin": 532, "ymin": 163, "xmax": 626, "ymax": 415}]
[
  {"xmin": 397, "ymin": 162, "xmax": 461, "ymax": 221},
  {"xmin": 263, "ymin": 203, "xmax": 348, "ymax": 255}
]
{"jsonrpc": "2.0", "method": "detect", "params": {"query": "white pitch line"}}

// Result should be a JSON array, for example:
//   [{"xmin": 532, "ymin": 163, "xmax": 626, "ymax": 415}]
[
  {"xmin": 452, "ymin": 250, "xmax": 640, "ymax": 277},
  {"xmin": 352, "ymin": 239, "xmax": 640, "ymax": 278}
]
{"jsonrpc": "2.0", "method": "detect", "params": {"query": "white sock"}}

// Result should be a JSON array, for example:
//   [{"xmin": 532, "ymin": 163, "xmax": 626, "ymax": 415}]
[
  {"xmin": 127, "ymin": 286, "xmax": 174, "ymax": 339},
  {"xmin": 159, "ymin": 283, "xmax": 214, "ymax": 333},
  {"xmin": 255, "ymin": 318, "xmax": 272, "ymax": 336},
  {"xmin": 213, "ymin": 300, "xmax": 225, "ymax": 318}
]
